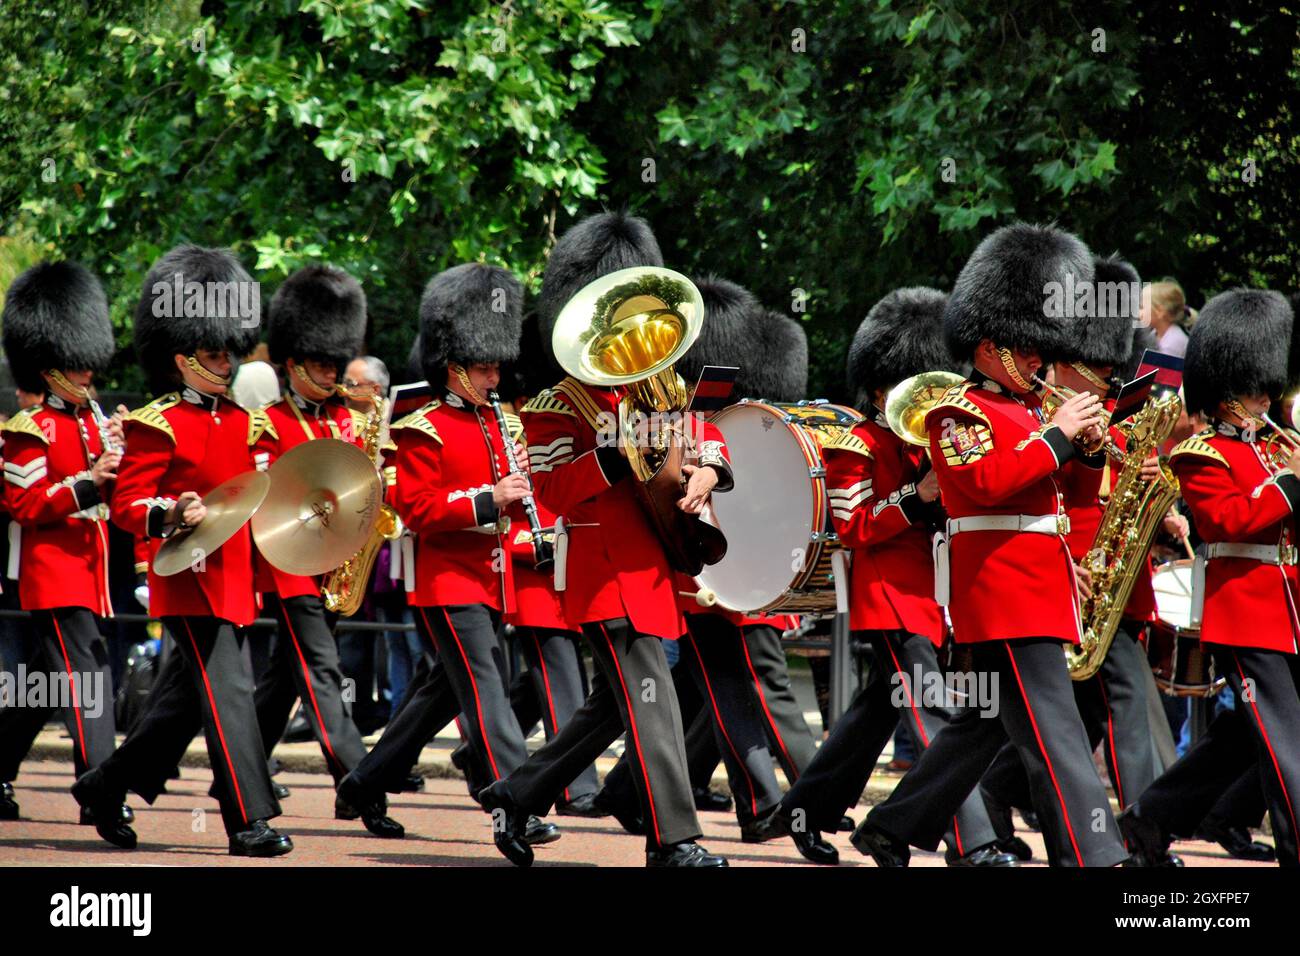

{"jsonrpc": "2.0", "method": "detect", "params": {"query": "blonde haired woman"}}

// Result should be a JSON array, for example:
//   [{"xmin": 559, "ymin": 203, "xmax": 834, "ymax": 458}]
[{"xmin": 1140, "ymin": 279, "xmax": 1195, "ymax": 358}]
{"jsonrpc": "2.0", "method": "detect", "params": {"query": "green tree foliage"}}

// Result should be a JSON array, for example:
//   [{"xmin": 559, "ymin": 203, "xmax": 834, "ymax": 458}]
[{"xmin": 1, "ymin": 0, "xmax": 1296, "ymax": 398}]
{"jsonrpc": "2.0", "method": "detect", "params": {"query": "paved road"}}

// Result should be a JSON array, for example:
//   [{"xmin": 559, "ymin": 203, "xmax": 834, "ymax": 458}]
[{"xmin": 0, "ymin": 757, "xmax": 1269, "ymax": 868}]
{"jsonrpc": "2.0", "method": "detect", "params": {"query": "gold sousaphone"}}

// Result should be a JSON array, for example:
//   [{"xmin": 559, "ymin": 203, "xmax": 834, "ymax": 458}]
[
  {"xmin": 884, "ymin": 371, "xmax": 967, "ymax": 446},
  {"xmin": 252, "ymin": 440, "xmax": 384, "ymax": 577},
  {"xmin": 551, "ymin": 266, "xmax": 726, "ymax": 575}
]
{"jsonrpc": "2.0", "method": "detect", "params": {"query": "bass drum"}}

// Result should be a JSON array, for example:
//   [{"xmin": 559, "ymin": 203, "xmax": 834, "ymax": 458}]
[
  {"xmin": 696, "ymin": 400, "xmax": 862, "ymax": 615},
  {"xmin": 1148, "ymin": 559, "xmax": 1225, "ymax": 698}
]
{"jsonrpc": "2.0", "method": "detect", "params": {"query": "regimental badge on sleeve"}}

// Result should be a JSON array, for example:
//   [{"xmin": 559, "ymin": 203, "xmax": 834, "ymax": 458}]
[{"xmin": 938, "ymin": 421, "xmax": 993, "ymax": 464}]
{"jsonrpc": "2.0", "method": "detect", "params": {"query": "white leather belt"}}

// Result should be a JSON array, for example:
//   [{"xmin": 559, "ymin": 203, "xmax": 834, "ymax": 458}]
[
  {"xmin": 1205, "ymin": 542, "xmax": 1298, "ymax": 566},
  {"xmin": 946, "ymin": 513, "xmax": 1069, "ymax": 536}
]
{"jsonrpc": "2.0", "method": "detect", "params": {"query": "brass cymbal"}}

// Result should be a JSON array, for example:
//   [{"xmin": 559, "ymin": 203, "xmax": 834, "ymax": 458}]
[
  {"xmin": 153, "ymin": 470, "xmax": 271, "ymax": 578},
  {"xmin": 252, "ymin": 440, "xmax": 382, "ymax": 577}
]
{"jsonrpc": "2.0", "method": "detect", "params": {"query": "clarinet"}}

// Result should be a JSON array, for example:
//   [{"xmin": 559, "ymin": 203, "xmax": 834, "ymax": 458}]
[
  {"xmin": 487, "ymin": 391, "xmax": 553, "ymax": 571},
  {"xmin": 89, "ymin": 399, "xmax": 122, "ymax": 456}
]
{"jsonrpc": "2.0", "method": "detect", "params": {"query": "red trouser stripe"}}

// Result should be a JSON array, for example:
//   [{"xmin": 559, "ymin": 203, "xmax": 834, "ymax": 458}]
[
  {"xmin": 1233, "ymin": 652, "xmax": 1299, "ymax": 862},
  {"xmin": 882, "ymin": 637, "xmax": 963, "ymax": 855},
  {"xmin": 1095, "ymin": 676, "xmax": 1125, "ymax": 807},
  {"xmin": 599, "ymin": 623, "xmax": 662, "ymax": 845},
  {"xmin": 688, "ymin": 633, "xmax": 758, "ymax": 820},
  {"xmin": 529, "ymin": 631, "xmax": 569, "ymax": 802},
  {"xmin": 428, "ymin": 608, "xmax": 501, "ymax": 781},
  {"xmin": 181, "ymin": 620, "xmax": 248, "ymax": 825},
  {"xmin": 48, "ymin": 612, "xmax": 88, "ymax": 765},
  {"xmin": 277, "ymin": 601, "xmax": 340, "ymax": 772},
  {"xmin": 1004, "ymin": 643, "xmax": 1084, "ymax": 866},
  {"xmin": 738, "ymin": 629, "xmax": 797, "ymax": 779}
]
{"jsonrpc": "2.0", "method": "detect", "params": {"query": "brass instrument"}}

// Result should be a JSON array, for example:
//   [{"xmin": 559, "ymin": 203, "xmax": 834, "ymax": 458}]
[
  {"xmin": 1066, "ymin": 390, "xmax": 1183, "ymax": 680},
  {"xmin": 1031, "ymin": 374, "xmax": 1123, "ymax": 461},
  {"xmin": 551, "ymin": 266, "xmax": 725, "ymax": 575},
  {"xmin": 321, "ymin": 398, "xmax": 403, "ymax": 615},
  {"xmin": 884, "ymin": 371, "xmax": 967, "ymax": 446}
]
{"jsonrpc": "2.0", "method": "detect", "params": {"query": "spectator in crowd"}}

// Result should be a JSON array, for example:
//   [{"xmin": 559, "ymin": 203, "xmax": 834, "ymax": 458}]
[{"xmin": 1141, "ymin": 279, "xmax": 1194, "ymax": 358}]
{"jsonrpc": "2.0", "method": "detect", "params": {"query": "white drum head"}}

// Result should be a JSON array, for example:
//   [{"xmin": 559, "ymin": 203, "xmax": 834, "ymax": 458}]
[
  {"xmin": 1153, "ymin": 559, "xmax": 1195, "ymax": 630},
  {"xmin": 696, "ymin": 404, "xmax": 816, "ymax": 612}
]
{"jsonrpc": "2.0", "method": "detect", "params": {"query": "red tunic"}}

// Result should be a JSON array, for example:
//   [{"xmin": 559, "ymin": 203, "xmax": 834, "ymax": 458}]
[
  {"xmin": 521, "ymin": 378, "xmax": 732, "ymax": 641},
  {"xmin": 110, "ymin": 389, "xmax": 260, "ymax": 625},
  {"xmin": 1170, "ymin": 425, "xmax": 1300, "ymax": 653},
  {"xmin": 925, "ymin": 379, "xmax": 1081, "ymax": 644},
  {"xmin": 252, "ymin": 393, "xmax": 367, "ymax": 599},
  {"xmin": 1, "ymin": 398, "xmax": 112, "ymax": 615},
  {"xmin": 824, "ymin": 414, "xmax": 945, "ymax": 645},
  {"xmin": 1058, "ymin": 417, "xmax": 1158, "ymax": 622},
  {"xmin": 390, "ymin": 391, "xmax": 516, "ymax": 613}
]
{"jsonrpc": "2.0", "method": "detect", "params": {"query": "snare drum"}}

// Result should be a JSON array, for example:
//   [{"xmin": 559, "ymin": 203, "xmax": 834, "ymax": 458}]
[
  {"xmin": 1148, "ymin": 559, "xmax": 1225, "ymax": 697},
  {"xmin": 696, "ymin": 400, "xmax": 862, "ymax": 615}
]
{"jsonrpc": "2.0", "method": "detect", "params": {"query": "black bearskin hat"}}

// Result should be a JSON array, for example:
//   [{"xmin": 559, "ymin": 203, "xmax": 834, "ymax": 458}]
[
  {"xmin": 2, "ymin": 260, "xmax": 115, "ymax": 394},
  {"xmin": 268, "ymin": 265, "xmax": 366, "ymax": 372},
  {"xmin": 133, "ymin": 244, "xmax": 261, "ymax": 395},
  {"xmin": 1184, "ymin": 289, "xmax": 1297, "ymax": 418},
  {"xmin": 1067, "ymin": 255, "xmax": 1139, "ymax": 369},
  {"xmin": 944, "ymin": 222, "xmax": 1093, "ymax": 362},
  {"xmin": 418, "ymin": 263, "xmax": 523, "ymax": 384},
  {"xmin": 676, "ymin": 275, "xmax": 765, "ymax": 394},
  {"xmin": 536, "ymin": 211, "xmax": 663, "ymax": 351},
  {"xmin": 847, "ymin": 287, "xmax": 957, "ymax": 409},
  {"xmin": 1120, "ymin": 324, "xmax": 1159, "ymax": 384},
  {"xmin": 499, "ymin": 311, "xmax": 554, "ymax": 404},
  {"xmin": 743, "ymin": 311, "xmax": 808, "ymax": 403}
]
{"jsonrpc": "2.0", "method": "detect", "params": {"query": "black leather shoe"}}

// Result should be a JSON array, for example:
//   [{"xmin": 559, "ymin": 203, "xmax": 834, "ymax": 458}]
[
  {"xmin": 524, "ymin": 815, "xmax": 561, "ymax": 845},
  {"xmin": 1, "ymin": 782, "xmax": 19, "ymax": 820},
  {"xmin": 1196, "ymin": 822, "xmax": 1276, "ymax": 862},
  {"xmin": 837, "ymin": 815, "xmax": 856, "ymax": 833},
  {"xmin": 229, "ymin": 819, "xmax": 293, "ymax": 857},
  {"xmin": 850, "ymin": 820, "xmax": 910, "ymax": 867},
  {"xmin": 997, "ymin": 835, "xmax": 1034, "ymax": 861},
  {"xmin": 80, "ymin": 804, "xmax": 133, "ymax": 827},
  {"xmin": 741, "ymin": 805, "xmax": 786, "ymax": 844},
  {"xmin": 335, "ymin": 792, "xmax": 405, "ymax": 839},
  {"xmin": 1021, "ymin": 809, "xmax": 1041, "ymax": 831},
  {"xmin": 592, "ymin": 788, "xmax": 645, "ymax": 836},
  {"xmin": 478, "ymin": 781, "xmax": 534, "ymax": 867},
  {"xmin": 1118, "ymin": 806, "xmax": 1175, "ymax": 867},
  {"xmin": 71, "ymin": 770, "xmax": 137, "ymax": 850},
  {"xmin": 946, "ymin": 844, "xmax": 1019, "ymax": 867},
  {"xmin": 556, "ymin": 793, "xmax": 607, "ymax": 818},
  {"xmin": 693, "ymin": 787, "xmax": 732, "ymax": 812},
  {"xmin": 272, "ymin": 782, "xmax": 291, "ymax": 800},
  {"xmin": 646, "ymin": 841, "xmax": 728, "ymax": 867},
  {"xmin": 399, "ymin": 774, "xmax": 426, "ymax": 793},
  {"xmin": 777, "ymin": 809, "xmax": 839, "ymax": 865},
  {"xmin": 281, "ymin": 711, "xmax": 313, "ymax": 744}
]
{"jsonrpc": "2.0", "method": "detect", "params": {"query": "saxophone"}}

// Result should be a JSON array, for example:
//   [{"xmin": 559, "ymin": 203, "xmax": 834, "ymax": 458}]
[
  {"xmin": 321, "ymin": 396, "xmax": 403, "ymax": 616},
  {"xmin": 1065, "ymin": 390, "xmax": 1183, "ymax": 680}
]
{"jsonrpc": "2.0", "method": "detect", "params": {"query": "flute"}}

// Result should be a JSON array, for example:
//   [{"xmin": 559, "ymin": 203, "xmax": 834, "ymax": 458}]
[{"xmin": 487, "ymin": 391, "xmax": 554, "ymax": 571}]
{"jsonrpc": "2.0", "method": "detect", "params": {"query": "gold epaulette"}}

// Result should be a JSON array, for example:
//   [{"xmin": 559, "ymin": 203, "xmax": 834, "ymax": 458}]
[
  {"xmin": 928, "ymin": 383, "xmax": 990, "ymax": 426},
  {"xmin": 1, "ymin": 407, "xmax": 49, "ymax": 444},
  {"xmin": 502, "ymin": 410, "xmax": 525, "ymax": 443},
  {"xmin": 126, "ymin": 393, "xmax": 180, "ymax": 443},
  {"xmin": 820, "ymin": 429, "xmax": 872, "ymax": 458},
  {"xmin": 247, "ymin": 407, "xmax": 277, "ymax": 446},
  {"xmin": 390, "ymin": 401, "xmax": 442, "ymax": 444},
  {"xmin": 520, "ymin": 389, "xmax": 577, "ymax": 418},
  {"xmin": 1170, "ymin": 432, "xmax": 1228, "ymax": 467}
]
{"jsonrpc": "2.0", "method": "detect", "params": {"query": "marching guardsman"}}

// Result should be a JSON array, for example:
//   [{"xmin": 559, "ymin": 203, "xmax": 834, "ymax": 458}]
[
  {"xmin": 853, "ymin": 223, "xmax": 1129, "ymax": 868},
  {"xmin": 338, "ymin": 263, "xmax": 561, "ymax": 846},
  {"xmin": 479, "ymin": 212, "xmax": 729, "ymax": 867},
  {"xmin": 1121, "ymin": 289, "xmax": 1300, "ymax": 867},
  {"xmin": 777, "ymin": 287, "xmax": 1014, "ymax": 867},
  {"xmin": 71, "ymin": 244, "xmax": 292, "ymax": 857},
  {"xmin": 250, "ymin": 265, "xmax": 400, "ymax": 835},
  {"xmin": 0, "ymin": 261, "xmax": 127, "ymax": 824},
  {"xmin": 978, "ymin": 256, "xmax": 1179, "ymax": 858}
]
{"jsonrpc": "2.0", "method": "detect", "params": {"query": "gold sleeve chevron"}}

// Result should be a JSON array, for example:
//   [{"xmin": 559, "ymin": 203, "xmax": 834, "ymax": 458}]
[
  {"xmin": 1170, "ymin": 432, "xmax": 1228, "ymax": 467},
  {"xmin": 1, "ymin": 408, "xmax": 49, "ymax": 444},
  {"xmin": 126, "ymin": 393, "xmax": 180, "ymax": 442}
]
